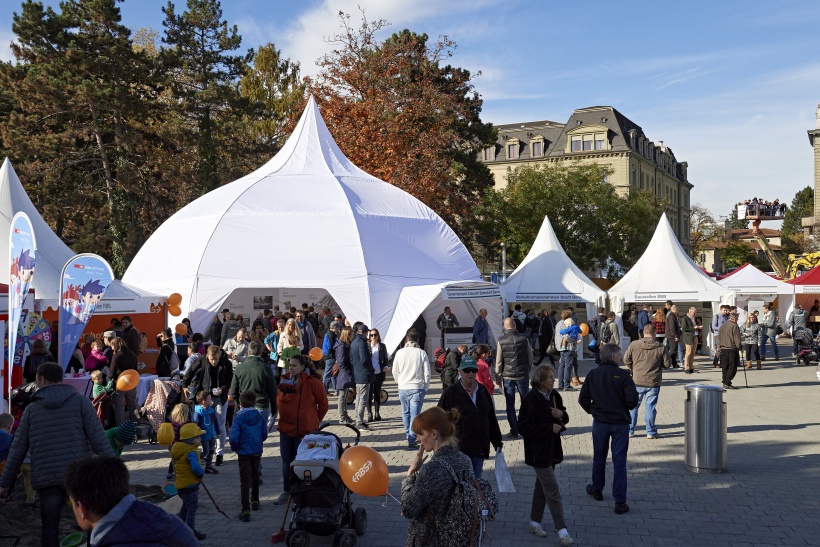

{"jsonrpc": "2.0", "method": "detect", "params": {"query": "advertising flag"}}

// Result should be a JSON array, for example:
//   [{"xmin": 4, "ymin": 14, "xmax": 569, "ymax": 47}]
[
  {"xmin": 8, "ymin": 212, "xmax": 36, "ymax": 395},
  {"xmin": 58, "ymin": 254, "xmax": 114, "ymax": 371}
]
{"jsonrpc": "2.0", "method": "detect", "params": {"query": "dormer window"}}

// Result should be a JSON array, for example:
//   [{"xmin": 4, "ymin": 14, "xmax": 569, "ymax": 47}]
[
  {"xmin": 483, "ymin": 146, "xmax": 496, "ymax": 161},
  {"xmin": 571, "ymin": 136, "xmax": 582, "ymax": 152},
  {"xmin": 506, "ymin": 140, "xmax": 520, "ymax": 160},
  {"xmin": 594, "ymin": 133, "xmax": 606, "ymax": 150},
  {"xmin": 583, "ymin": 134, "xmax": 593, "ymax": 151},
  {"xmin": 531, "ymin": 137, "xmax": 545, "ymax": 157}
]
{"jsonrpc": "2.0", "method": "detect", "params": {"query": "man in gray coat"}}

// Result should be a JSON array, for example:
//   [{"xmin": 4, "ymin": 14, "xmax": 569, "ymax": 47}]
[
  {"xmin": 0, "ymin": 363, "xmax": 114, "ymax": 546},
  {"xmin": 624, "ymin": 324, "xmax": 670, "ymax": 439}
]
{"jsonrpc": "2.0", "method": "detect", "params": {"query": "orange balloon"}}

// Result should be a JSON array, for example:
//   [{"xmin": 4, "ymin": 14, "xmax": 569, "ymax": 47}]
[
  {"xmin": 167, "ymin": 293, "xmax": 182, "ymax": 306},
  {"xmin": 116, "ymin": 369, "xmax": 139, "ymax": 391},
  {"xmin": 175, "ymin": 323, "xmax": 188, "ymax": 336},
  {"xmin": 579, "ymin": 323, "xmax": 589, "ymax": 336},
  {"xmin": 339, "ymin": 445, "xmax": 389, "ymax": 496},
  {"xmin": 168, "ymin": 305, "xmax": 182, "ymax": 317},
  {"xmin": 308, "ymin": 347, "xmax": 324, "ymax": 361}
]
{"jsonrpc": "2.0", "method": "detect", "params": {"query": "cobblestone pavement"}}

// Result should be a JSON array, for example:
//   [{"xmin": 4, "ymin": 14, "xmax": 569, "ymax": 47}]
[{"xmin": 123, "ymin": 344, "xmax": 820, "ymax": 546}]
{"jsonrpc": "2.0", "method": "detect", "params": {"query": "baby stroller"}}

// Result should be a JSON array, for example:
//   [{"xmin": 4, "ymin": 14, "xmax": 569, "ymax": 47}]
[
  {"xmin": 137, "ymin": 379, "xmax": 185, "ymax": 443},
  {"xmin": 285, "ymin": 423, "xmax": 367, "ymax": 547},
  {"xmin": 793, "ymin": 328, "xmax": 820, "ymax": 365}
]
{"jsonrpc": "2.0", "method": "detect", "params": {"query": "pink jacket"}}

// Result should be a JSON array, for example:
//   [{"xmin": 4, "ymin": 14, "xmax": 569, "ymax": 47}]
[{"xmin": 84, "ymin": 349, "xmax": 109, "ymax": 371}]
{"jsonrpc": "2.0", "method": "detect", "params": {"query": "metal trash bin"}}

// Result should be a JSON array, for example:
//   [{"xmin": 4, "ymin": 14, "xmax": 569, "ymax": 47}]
[{"xmin": 684, "ymin": 384, "xmax": 727, "ymax": 473}]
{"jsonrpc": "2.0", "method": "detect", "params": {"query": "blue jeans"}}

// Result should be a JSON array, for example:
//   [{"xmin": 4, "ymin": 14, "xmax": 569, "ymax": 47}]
[
  {"xmin": 178, "ymin": 485, "xmax": 200, "ymax": 532},
  {"xmin": 760, "ymin": 332, "xmax": 779, "ymax": 357},
  {"xmin": 280, "ymin": 433, "xmax": 302, "ymax": 493},
  {"xmin": 503, "ymin": 378, "xmax": 529, "ymax": 436},
  {"xmin": 591, "ymin": 421, "xmax": 630, "ymax": 503},
  {"xmin": 323, "ymin": 359, "xmax": 337, "ymax": 392},
  {"xmin": 677, "ymin": 341, "xmax": 685, "ymax": 364},
  {"xmin": 38, "ymin": 486, "xmax": 66, "ymax": 547},
  {"xmin": 629, "ymin": 387, "xmax": 660, "ymax": 436},
  {"xmin": 470, "ymin": 456, "xmax": 484, "ymax": 479},
  {"xmin": 557, "ymin": 351, "xmax": 575, "ymax": 389},
  {"xmin": 214, "ymin": 402, "xmax": 227, "ymax": 455},
  {"xmin": 398, "ymin": 388, "xmax": 425, "ymax": 444}
]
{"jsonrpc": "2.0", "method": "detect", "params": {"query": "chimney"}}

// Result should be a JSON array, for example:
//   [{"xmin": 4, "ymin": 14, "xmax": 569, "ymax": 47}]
[{"xmin": 816, "ymin": 102, "xmax": 820, "ymax": 129}]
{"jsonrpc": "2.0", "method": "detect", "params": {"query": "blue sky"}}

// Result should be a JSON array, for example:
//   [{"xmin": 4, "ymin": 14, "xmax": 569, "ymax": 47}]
[{"xmin": 2, "ymin": 0, "xmax": 820, "ymax": 221}]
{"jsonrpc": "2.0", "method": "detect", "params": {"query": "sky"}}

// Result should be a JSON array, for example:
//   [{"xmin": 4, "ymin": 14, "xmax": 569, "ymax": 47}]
[{"xmin": 1, "ymin": 0, "xmax": 819, "ymax": 221}]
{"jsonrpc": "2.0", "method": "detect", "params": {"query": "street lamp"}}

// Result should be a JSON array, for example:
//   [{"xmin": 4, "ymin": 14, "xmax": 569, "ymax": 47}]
[{"xmin": 500, "ymin": 242, "xmax": 507, "ymax": 282}]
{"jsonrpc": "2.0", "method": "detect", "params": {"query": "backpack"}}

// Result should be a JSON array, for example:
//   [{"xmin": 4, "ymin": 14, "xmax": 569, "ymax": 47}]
[
  {"xmin": 434, "ymin": 347, "xmax": 450, "ymax": 373},
  {"xmin": 599, "ymin": 321, "xmax": 613, "ymax": 344},
  {"xmin": 435, "ymin": 459, "xmax": 498, "ymax": 547},
  {"xmin": 169, "ymin": 351, "xmax": 181, "ymax": 374}
]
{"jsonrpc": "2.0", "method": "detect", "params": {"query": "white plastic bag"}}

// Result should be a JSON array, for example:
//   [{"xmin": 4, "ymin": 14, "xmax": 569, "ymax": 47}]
[{"xmin": 494, "ymin": 449, "xmax": 515, "ymax": 493}]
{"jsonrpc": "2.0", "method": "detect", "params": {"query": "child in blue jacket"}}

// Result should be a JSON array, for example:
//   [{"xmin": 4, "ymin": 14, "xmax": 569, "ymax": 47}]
[
  {"xmin": 193, "ymin": 391, "xmax": 220, "ymax": 474},
  {"xmin": 229, "ymin": 391, "xmax": 268, "ymax": 521}
]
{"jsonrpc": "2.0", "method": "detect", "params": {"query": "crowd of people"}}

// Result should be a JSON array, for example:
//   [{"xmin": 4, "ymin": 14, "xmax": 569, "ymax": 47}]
[
  {"xmin": 737, "ymin": 197, "xmax": 787, "ymax": 217},
  {"xmin": 1, "ymin": 297, "xmax": 804, "ymax": 546}
]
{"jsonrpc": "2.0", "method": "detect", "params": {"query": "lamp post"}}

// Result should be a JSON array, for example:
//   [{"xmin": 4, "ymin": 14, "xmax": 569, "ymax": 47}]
[{"xmin": 501, "ymin": 242, "xmax": 507, "ymax": 282}]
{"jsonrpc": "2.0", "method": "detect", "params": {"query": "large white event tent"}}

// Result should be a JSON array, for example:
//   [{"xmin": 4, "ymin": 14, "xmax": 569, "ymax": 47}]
[
  {"xmin": 0, "ymin": 159, "xmax": 163, "ymax": 313},
  {"xmin": 502, "ymin": 215, "xmax": 606, "ymax": 343},
  {"xmin": 608, "ymin": 213, "xmax": 734, "ymax": 353},
  {"xmin": 123, "ymin": 96, "xmax": 501, "ymax": 352},
  {"xmin": 717, "ymin": 263, "xmax": 793, "ymax": 321}
]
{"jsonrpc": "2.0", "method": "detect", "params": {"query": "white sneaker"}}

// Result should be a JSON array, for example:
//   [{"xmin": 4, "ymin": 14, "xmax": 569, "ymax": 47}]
[
  {"xmin": 559, "ymin": 533, "xmax": 575, "ymax": 546},
  {"xmin": 529, "ymin": 523, "xmax": 547, "ymax": 537}
]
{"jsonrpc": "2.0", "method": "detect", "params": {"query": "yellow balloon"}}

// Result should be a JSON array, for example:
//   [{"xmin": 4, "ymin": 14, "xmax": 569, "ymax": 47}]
[{"xmin": 339, "ymin": 445, "xmax": 389, "ymax": 496}]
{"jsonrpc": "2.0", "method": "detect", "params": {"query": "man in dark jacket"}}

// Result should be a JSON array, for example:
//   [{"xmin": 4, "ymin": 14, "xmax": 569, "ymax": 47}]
[
  {"xmin": 665, "ymin": 304, "xmax": 682, "ymax": 368},
  {"xmin": 441, "ymin": 344, "xmax": 467, "ymax": 389},
  {"xmin": 350, "ymin": 324, "xmax": 374, "ymax": 429},
  {"xmin": 230, "ymin": 342, "xmax": 278, "ymax": 425},
  {"xmin": 472, "ymin": 309, "xmax": 489, "ymax": 344},
  {"xmin": 65, "ymin": 455, "xmax": 197, "ymax": 546},
  {"xmin": 121, "ymin": 316, "xmax": 141, "ymax": 356},
  {"xmin": 184, "ymin": 345, "xmax": 233, "ymax": 466},
  {"xmin": 0, "ymin": 363, "xmax": 115, "ymax": 545},
  {"xmin": 220, "ymin": 312, "xmax": 243, "ymax": 346},
  {"xmin": 637, "ymin": 304, "xmax": 651, "ymax": 335},
  {"xmin": 624, "ymin": 324, "xmax": 670, "ymax": 439},
  {"xmin": 535, "ymin": 309, "xmax": 555, "ymax": 365},
  {"xmin": 495, "ymin": 317, "xmax": 533, "ymax": 439},
  {"xmin": 718, "ymin": 312, "xmax": 742, "ymax": 389},
  {"xmin": 208, "ymin": 313, "xmax": 223, "ymax": 346},
  {"xmin": 438, "ymin": 357, "xmax": 502, "ymax": 479},
  {"xmin": 578, "ymin": 344, "xmax": 639, "ymax": 515}
]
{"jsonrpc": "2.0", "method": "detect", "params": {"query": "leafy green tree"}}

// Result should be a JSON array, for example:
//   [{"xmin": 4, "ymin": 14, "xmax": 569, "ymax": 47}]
[
  {"xmin": 780, "ymin": 186, "xmax": 815, "ymax": 255},
  {"xmin": 722, "ymin": 241, "xmax": 756, "ymax": 269},
  {"xmin": 0, "ymin": 0, "xmax": 165, "ymax": 274},
  {"xmin": 475, "ymin": 162, "xmax": 667, "ymax": 277},
  {"xmin": 728, "ymin": 206, "xmax": 748, "ymax": 229},
  {"xmin": 239, "ymin": 42, "xmax": 304, "ymax": 156},
  {"xmin": 161, "ymin": 0, "xmax": 252, "ymax": 193}
]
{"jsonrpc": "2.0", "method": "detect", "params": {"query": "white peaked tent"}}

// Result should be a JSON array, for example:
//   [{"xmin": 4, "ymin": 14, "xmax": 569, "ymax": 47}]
[
  {"xmin": 0, "ymin": 159, "xmax": 163, "ymax": 312},
  {"xmin": 608, "ymin": 213, "xmax": 734, "ymax": 352},
  {"xmin": 123, "ymin": 96, "xmax": 499, "ymax": 349},
  {"xmin": 502, "ymin": 215, "xmax": 606, "ymax": 308},
  {"xmin": 717, "ymin": 263, "xmax": 794, "ymax": 321}
]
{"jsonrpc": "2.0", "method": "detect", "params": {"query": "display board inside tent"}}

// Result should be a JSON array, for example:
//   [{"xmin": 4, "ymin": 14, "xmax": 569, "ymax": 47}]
[{"xmin": 219, "ymin": 288, "xmax": 342, "ymax": 327}]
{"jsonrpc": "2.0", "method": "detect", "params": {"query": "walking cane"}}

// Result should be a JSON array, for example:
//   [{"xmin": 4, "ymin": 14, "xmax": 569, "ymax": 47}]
[
  {"xmin": 200, "ymin": 480, "xmax": 230, "ymax": 519},
  {"xmin": 740, "ymin": 350, "xmax": 749, "ymax": 388}
]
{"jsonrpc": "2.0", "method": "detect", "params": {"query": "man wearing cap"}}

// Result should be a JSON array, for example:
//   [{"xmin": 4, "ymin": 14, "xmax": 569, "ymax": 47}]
[
  {"xmin": 438, "ymin": 356, "xmax": 502, "ymax": 479},
  {"xmin": 0, "ymin": 363, "xmax": 114, "ymax": 545},
  {"xmin": 102, "ymin": 331, "xmax": 116, "ymax": 362},
  {"xmin": 105, "ymin": 421, "xmax": 137, "ymax": 458}
]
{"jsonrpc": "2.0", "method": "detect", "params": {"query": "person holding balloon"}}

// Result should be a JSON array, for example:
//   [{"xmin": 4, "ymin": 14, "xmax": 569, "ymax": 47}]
[
  {"xmin": 401, "ymin": 406, "xmax": 477, "ymax": 546},
  {"xmin": 109, "ymin": 337, "xmax": 139, "ymax": 426},
  {"xmin": 273, "ymin": 354, "xmax": 328, "ymax": 505}
]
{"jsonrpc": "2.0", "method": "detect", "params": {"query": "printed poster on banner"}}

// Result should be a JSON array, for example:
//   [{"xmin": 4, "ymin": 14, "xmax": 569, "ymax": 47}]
[
  {"xmin": 58, "ymin": 254, "xmax": 114, "ymax": 371},
  {"xmin": 8, "ymin": 212, "xmax": 36, "ymax": 395}
]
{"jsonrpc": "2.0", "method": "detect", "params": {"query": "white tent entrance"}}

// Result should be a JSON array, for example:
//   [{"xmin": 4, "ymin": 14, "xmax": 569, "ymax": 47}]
[
  {"xmin": 501, "ymin": 215, "xmax": 607, "ymax": 359},
  {"xmin": 717, "ymin": 263, "xmax": 794, "ymax": 326},
  {"xmin": 608, "ymin": 213, "xmax": 735, "ymax": 355},
  {"xmin": 124, "ymin": 97, "xmax": 486, "ymax": 347}
]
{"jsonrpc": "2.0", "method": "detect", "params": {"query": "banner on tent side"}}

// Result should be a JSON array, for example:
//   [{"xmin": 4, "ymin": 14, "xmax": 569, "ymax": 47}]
[
  {"xmin": 510, "ymin": 292, "xmax": 585, "ymax": 302},
  {"xmin": 794, "ymin": 285, "xmax": 820, "ymax": 294},
  {"xmin": 633, "ymin": 291, "xmax": 703, "ymax": 302},
  {"xmin": 58, "ymin": 254, "xmax": 114, "ymax": 371},
  {"xmin": 441, "ymin": 287, "xmax": 501, "ymax": 300},
  {"xmin": 8, "ymin": 212, "xmax": 36, "ymax": 395}
]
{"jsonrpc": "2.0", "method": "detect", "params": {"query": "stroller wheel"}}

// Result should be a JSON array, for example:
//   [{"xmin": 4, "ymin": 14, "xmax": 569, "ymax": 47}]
[
  {"xmin": 353, "ymin": 507, "xmax": 367, "ymax": 536},
  {"xmin": 337, "ymin": 531, "xmax": 357, "ymax": 547},
  {"xmin": 287, "ymin": 529, "xmax": 310, "ymax": 547},
  {"xmin": 379, "ymin": 389, "xmax": 388, "ymax": 403}
]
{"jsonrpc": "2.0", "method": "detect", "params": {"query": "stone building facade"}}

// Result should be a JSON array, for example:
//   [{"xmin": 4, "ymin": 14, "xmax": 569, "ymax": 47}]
[{"xmin": 479, "ymin": 106, "xmax": 693, "ymax": 249}]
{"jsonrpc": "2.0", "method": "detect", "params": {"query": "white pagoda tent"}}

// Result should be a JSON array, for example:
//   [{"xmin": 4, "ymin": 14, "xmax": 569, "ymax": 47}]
[
  {"xmin": 608, "ymin": 213, "xmax": 734, "ymax": 352},
  {"xmin": 0, "ymin": 159, "xmax": 163, "ymax": 313},
  {"xmin": 717, "ymin": 263, "xmax": 793, "ymax": 322},
  {"xmin": 123, "ymin": 96, "xmax": 501, "ymax": 353}
]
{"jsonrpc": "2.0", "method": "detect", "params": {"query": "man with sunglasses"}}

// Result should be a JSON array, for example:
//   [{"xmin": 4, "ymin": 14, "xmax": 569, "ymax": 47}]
[
  {"xmin": 294, "ymin": 312, "xmax": 317, "ymax": 353},
  {"xmin": 438, "ymin": 356, "xmax": 502, "ymax": 479}
]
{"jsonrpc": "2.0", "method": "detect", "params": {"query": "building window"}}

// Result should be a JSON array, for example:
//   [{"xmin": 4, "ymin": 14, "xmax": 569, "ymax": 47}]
[
  {"xmin": 532, "ymin": 140, "xmax": 543, "ymax": 157},
  {"xmin": 582, "ymin": 134, "xmax": 593, "ymax": 151},
  {"xmin": 571, "ymin": 136, "xmax": 581, "ymax": 152},
  {"xmin": 594, "ymin": 133, "xmax": 606, "ymax": 150},
  {"xmin": 602, "ymin": 173, "xmax": 610, "ymax": 184},
  {"xmin": 507, "ymin": 142, "xmax": 519, "ymax": 160},
  {"xmin": 483, "ymin": 146, "xmax": 496, "ymax": 161},
  {"xmin": 631, "ymin": 167, "xmax": 636, "ymax": 185}
]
